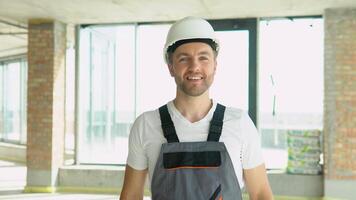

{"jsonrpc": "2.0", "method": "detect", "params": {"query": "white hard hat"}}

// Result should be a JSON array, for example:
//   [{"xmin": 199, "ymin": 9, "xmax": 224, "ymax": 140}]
[{"xmin": 164, "ymin": 16, "xmax": 219, "ymax": 63}]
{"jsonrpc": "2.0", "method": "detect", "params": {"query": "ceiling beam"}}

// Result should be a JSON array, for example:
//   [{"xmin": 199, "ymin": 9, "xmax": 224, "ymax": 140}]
[
  {"xmin": 0, "ymin": 19, "xmax": 27, "ymax": 29},
  {"xmin": 0, "ymin": 32, "xmax": 27, "ymax": 35}
]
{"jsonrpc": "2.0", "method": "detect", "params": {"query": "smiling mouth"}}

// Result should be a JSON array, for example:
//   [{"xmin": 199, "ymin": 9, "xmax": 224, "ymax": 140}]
[{"xmin": 187, "ymin": 76, "xmax": 203, "ymax": 80}]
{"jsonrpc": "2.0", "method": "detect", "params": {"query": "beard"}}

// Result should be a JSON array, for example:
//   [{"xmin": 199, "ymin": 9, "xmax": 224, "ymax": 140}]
[{"xmin": 175, "ymin": 75, "xmax": 214, "ymax": 97}]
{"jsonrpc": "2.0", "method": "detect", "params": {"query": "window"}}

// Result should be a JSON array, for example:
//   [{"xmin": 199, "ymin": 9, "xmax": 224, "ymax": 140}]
[
  {"xmin": 258, "ymin": 18, "xmax": 324, "ymax": 169},
  {"xmin": 209, "ymin": 18, "xmax": 258, "ymax": 123},
  {"xmin": 0, "ymin": 57, "xmax": 27, "ymax": 144},
  {"xmin": 77, "ymin": 19, "xmax": 255, "ymax": 164},
  {"xmin": 76, "ymin": 17, "xmax": 323, "ymax": 167},
  {"xmin": 211, "ymin": 30, "xmax": 249, "ymax": 110},
  {"xmin": 136, "ymin": 24, "xmax": 173, "ymax": 114},
  {"xmin": 78, "ymin": 26, "xmax": 135, "ymax": 164}
]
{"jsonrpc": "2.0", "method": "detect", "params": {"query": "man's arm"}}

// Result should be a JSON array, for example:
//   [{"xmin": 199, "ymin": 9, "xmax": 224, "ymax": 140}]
[
  {"xmin": 119, "ymin": 165, "xmax": 148, "ymax": 200},
  {"xmin": 243, "ymin": 163, "xmax": 273, "ymax": 200}
]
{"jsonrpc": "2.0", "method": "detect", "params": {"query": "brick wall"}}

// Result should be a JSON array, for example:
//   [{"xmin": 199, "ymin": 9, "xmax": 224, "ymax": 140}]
[
  {"xmin": 324, "ymin": 8, "xmax": 356, "ymax": 180},
  {"xmin": 27, "ymin": 19, "xmax": 66, "ymax": 186}
]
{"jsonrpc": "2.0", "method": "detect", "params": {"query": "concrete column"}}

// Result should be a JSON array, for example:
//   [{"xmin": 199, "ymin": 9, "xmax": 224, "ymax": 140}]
[
  {"xmin": 324, "ymin": 8, "xmax": 356, "ymax": 199},
  {"xmin": 26, "ymin": 19, "xmax": 66, "ymax": 191}
]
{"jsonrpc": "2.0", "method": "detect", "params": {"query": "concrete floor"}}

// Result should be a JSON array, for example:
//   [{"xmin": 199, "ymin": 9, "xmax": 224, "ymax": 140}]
[
  {"xmin": 0, "ymin": 160, "xmax": 26, "ymax": 196},
  {"xmin": 0, "ymin": 160, "xmax": 151, "ymax": 200},
  {"xmin": 0, "ymin": 193, "xmax": 120, "ymax": 200}
]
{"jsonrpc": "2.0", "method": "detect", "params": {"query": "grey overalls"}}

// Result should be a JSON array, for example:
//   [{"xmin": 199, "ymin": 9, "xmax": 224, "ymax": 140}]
[{"xmin": 151, "ymin": 104, "xmax": 242, "ymax": 200}]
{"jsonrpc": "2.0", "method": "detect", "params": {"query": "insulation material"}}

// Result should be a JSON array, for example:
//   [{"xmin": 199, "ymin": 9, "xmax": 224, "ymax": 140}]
[{"xmin": 287, "ymin": 130, "xmax": 322, "ymax": 175}]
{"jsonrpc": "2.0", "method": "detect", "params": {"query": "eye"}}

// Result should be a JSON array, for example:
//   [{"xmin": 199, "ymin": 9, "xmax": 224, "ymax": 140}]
[
  {"xmin": 199, "ymin": 56, "xmax": 210, "ymax": 61},
  {"xmin": 178, "ymin": 56, "xmax": 188, "ymax": 62}
]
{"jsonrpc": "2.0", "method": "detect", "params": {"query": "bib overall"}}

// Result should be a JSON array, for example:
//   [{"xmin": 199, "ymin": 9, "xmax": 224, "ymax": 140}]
[{"xmin": 151, "ymin": 104, "xmax": 242, "ymax": 200}]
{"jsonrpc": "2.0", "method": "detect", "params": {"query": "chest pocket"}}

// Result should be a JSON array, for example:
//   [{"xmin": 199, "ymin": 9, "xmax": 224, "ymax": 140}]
[{"xmin": 163, "ymin": 150, "xmax": 222, "ymax": 199}]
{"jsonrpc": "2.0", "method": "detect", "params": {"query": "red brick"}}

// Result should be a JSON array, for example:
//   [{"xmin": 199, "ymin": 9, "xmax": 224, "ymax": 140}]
[
  {"xmin": 27, "ymin": 20, "xmax": 66, "ymax": 182},
  {"xmin": 324, "ymin": 8, "xmax": 356, "ymax": 180}
]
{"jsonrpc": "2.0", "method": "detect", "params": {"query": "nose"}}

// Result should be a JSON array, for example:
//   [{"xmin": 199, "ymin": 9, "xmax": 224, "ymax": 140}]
[{"xmin": 188, "ymin": 57, "xmax": 200, "ymax": 71}]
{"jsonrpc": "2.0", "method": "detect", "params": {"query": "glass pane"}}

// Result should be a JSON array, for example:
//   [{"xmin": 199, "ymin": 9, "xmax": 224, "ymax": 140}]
[
  {"xmin": 0, "ymin": 64, "xmax": 3, "ymax": 140},
  {"xmin": 0, "ymin": 59, "xmax": 26, "ymax": 144},
  {"xmin": 77, "ymin": 28, "xmax": 91, "ymax": 162},
  {"xmin": 78, "ymin": 26, "xmax": 135, "ymax": 164},
  {"xmin": 211, "ymin": 31, "xmax": 249, "ymax": 110},
  {"xmin": 136, "ymin": 24, "xmax": 173, "ymax": 114},
  {"xmin": 19, "ymin": 60, "xmax": 27, "ymax": 144},
  {"xmin": 113, "ymin": 26, "xmax": 136, "ymax": 164},
  {"xmin": 4, "ymin": 62, "xmax": 21, "ymax": 141},
  {"xmin": 259, "ymin": 18, "xmax": 324, "ymax": 169},
  {"xmin": 79, "ymin": 28, "xmax": 115, "ymax": 163},
  {"xmin": 65, "ymin": 47, "xmax": 75, "ymax": 163}
]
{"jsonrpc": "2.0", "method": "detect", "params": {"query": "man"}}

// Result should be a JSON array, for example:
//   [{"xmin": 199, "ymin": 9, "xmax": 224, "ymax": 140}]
[{"xmin": 120, "ymin": 16, "xmax": 273, "ymax": 200}]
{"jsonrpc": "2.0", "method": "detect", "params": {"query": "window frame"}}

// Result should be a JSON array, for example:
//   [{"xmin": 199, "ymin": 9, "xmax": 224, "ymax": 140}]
[
  {"xmin": 209, "ymin": 18, "xmax": 258, "ymax": 125},
  {"xmin": 0, "ymin": 54, "xmax": 27, "ymax": 145}
]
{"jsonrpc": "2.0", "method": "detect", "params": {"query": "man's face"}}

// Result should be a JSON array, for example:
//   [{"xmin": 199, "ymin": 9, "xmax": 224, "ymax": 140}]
[{"xmin": 168, "ymin": 42, "xmax": 217, "ymax": 97}]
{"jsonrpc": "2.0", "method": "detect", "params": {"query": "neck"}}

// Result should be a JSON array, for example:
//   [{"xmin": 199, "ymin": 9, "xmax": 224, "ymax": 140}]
[{"xmin": 173, "ymin": 92, "xmax": 212, "ymax": 123}]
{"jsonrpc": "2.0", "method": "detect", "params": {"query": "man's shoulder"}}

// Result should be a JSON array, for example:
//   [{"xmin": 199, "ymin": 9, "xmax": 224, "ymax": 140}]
[
  {"xmin": 132, "ymin": 106, "xmax": 163, "ymax": 128},
  {"xmin": 221, "ymin": 104, "xmax": 246, "ymax": 121},
  {"xmin": 219, "ymin": 105, "xmax": 258, "ymax": 141},
  {"xmin": 135, "ymin": 108, "xmax": 159, "ymax": 122},
  {"xmin": 130, "ymin": 107, "xmax": 165, "ymax": 141}
]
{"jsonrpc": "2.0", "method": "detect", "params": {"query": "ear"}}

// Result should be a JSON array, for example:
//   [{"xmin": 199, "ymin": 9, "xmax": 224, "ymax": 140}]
[
  {"xmin": 168, "ymin": 64, "xmax": 174, "ymax": 77},
  {"xmin": 213, "ymin": 59, "xmax": 217, "ymax": 75}
]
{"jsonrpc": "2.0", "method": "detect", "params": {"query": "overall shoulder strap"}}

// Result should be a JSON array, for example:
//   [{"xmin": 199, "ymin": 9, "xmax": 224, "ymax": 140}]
[
  {"xmin": 159, "ymin": 105, "xmax": 179, "ymax": 143},
  {"xmin": 207, "ymin": 103, "xmax": 226, "ymax": 142}
]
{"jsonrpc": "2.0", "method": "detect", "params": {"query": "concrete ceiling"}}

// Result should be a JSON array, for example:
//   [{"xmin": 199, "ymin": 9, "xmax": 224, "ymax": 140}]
[
  {"xmin": 0, "ymin": 0, "xmax": 356, "ymax": 58},
  {"xmin": 0, "ymin": 18, "xmax": 27, "ymax": 58}
]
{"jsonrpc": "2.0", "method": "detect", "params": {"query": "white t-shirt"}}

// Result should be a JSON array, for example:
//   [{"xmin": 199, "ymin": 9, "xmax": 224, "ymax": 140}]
[{"xmin": 126, "ymin": 100, "xmax": 264, "ymax": 188}]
